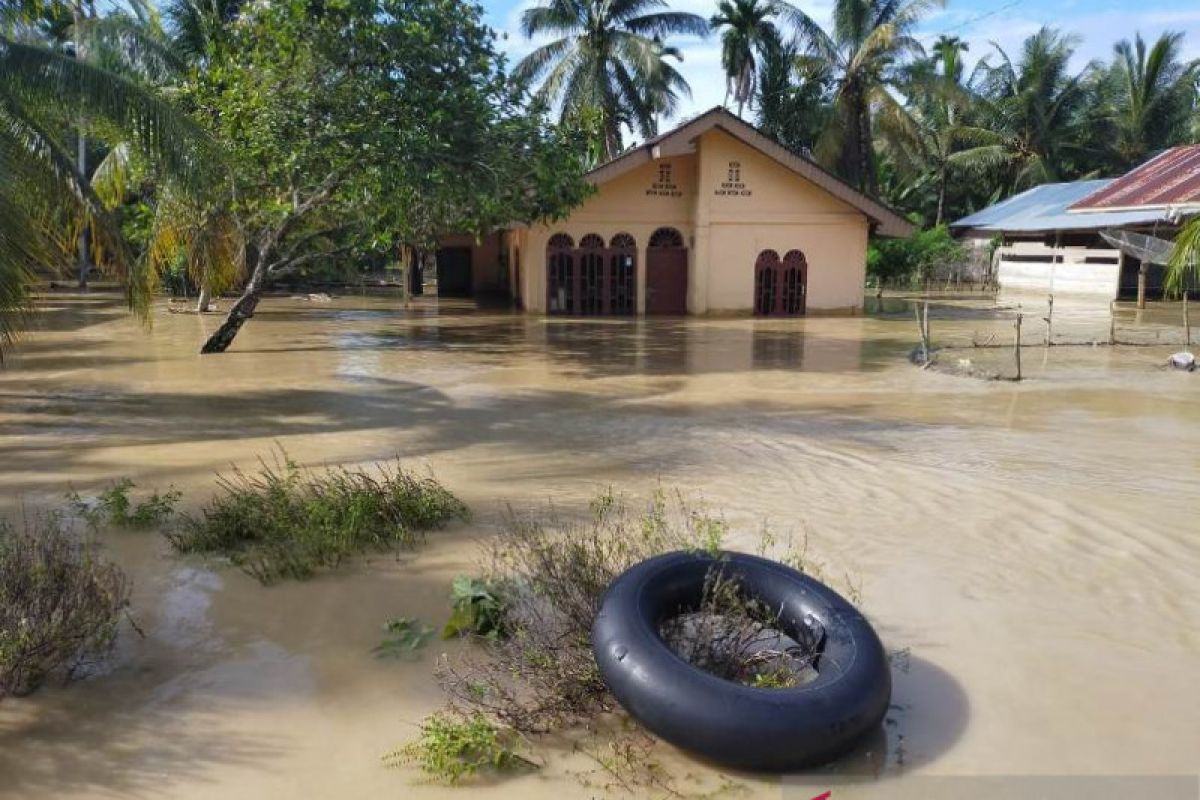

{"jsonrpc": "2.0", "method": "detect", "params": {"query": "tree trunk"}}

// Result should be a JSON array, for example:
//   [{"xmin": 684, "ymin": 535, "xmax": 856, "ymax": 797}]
[
  {"xmin": 196, "ymin": 284, "xmax": 211, "ymax": 313},
  {"xmin": 74, "ymin": 4, "xmax": 90, "ymax": 290},
  {"xmin": 935, "ymin": 166, "xmax": 947, "ymax": 227},
  {"xmin": 200, "ymin": 265, "xmax": 266, "ymax": 354}
]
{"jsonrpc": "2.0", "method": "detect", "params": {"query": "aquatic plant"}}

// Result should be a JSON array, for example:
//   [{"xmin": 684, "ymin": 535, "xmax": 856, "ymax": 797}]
[
  {"xmin": 373, "ymin": 617, "xmax": 435, "ymax": 659},
  {"xmin": 0, "ymin": 513, "xmax": 131, "ymax": 700},
  {"xmin": 384, "ymin": 711, "xmax": 533, "ymax": 784},
  {"xmin": 68, "ymin": 479, "xmax": 182, "ymax": 531},
  {"xmin": 165, "ymin": 452, "xmax": 468, "ymax": 584},
  {"xmin": 441, "ymin": 576, "xmax": 509, "ymax": 641}
]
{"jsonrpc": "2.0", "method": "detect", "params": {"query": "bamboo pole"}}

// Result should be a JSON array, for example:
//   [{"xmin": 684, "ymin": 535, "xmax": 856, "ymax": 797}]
[{"xmin": 1014, "ymin": 313, "xmax": 1023, "ymax": 381}]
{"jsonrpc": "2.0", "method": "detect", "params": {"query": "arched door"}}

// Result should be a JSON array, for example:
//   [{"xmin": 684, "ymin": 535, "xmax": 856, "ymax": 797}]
[
  {"xmin": 755, "ymin": 248, "xmax": 807, "ymax": 316},
  {"xmin": 646, "ymin": 227, "xmax": 688, "ymax": 315},
  {"xmin": 608, "ymin": 233, "xmax": 637, "ymax": 315},
  {"xmin": 546, "ymin": 233, "xmax": 575, "ymax": 314}
]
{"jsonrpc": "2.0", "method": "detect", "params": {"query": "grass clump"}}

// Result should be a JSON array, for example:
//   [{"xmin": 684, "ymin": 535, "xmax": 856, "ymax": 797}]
[
  {"xmin": 67, "ymin": 478, "xmax": 181, "ymax": 531},
  {"xmin": 384, "ymin": 711, "xmax": 534, "ymax": 784},
  {"xmin": 166, "ymin": 452, "xmax": 468, "ymax": 584},
  {"xmin": 0, "ymin": 514, "xmax": 131, "ymax": 700}
]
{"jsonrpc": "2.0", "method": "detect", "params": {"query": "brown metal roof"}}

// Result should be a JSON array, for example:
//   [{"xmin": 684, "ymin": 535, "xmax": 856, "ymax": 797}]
[{"xmin": 1069, "ymin": 145, "xmax": 1200, "ymax": 212}]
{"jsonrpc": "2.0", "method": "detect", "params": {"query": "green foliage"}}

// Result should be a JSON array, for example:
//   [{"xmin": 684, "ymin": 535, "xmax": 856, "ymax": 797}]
[
  {"xmin": 68, "ymin": 478, "xmax": 181, "ymax": 531},
  {"xmin": 1166, "ymin": 216, "xmax": 1200, "ymax": 296},
  {"xmin": 179, "ymin": 0, "xmax": 592, "ymax": 324},
  {"xmin": 385, "ymin": 712, "xmax": 531, "ymax": 784},
  {"xmin": 374, "ymin": 617, "xmax": 435, "ymax": 659},
  {"xmin": 165, "ymin": 452, "xmax": 468, "ymax": 584},
  {"xmin": 0, "ymin": 513, "xmax": 131, "ymax": 699},
  {"xmin": 514, "ymin": 0, "xmax": 708, "ymax": 160},
  {"xmin": 867, "ymin": 225, "xmax": 966, "ymax": 285},
  {"xmin": 442, "ymin": 576, "xmax": 509, "ymax": 641}
]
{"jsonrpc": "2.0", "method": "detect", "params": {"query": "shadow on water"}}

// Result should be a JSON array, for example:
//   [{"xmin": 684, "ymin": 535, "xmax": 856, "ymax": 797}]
[
  {"xmin": 237, "ymin": 313, "xmax": 901, "ymax": 376},
  {"xmin": 682, "ymin": 654, "xmax": 969, "ymax": 788}
]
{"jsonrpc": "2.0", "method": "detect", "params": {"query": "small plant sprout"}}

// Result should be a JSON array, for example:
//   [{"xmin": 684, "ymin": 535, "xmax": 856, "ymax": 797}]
[
  {"xmin": 373, "ymin": 617, "xmax": 434, "ymax": 659},
  {"xmin": 384, "ymin": 712, "xmax": 535, "ymax": 784}
]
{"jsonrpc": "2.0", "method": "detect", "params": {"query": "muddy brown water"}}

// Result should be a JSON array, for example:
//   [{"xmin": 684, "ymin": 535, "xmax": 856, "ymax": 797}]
[{"xmin": 1, "ymin": 293, "xmax": 1197, "ymax": 798}]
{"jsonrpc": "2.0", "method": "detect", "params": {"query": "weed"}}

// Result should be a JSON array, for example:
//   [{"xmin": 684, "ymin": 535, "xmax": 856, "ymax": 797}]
[
  {"xmin": 67, "ymin": 479, "xmax": 181, "ymax": 531},
  {"xmin": 165, "ymin": 450, "xmax": 468, "ymax": 584},
  {"xmin": 0, "ymin": 513, "xmax": 131, "ymax": 699},
  {"xmin": 385, "ymin": 712, "xmax": 534, "ymax": 784},
  {"xmin": 373, "ymin": 617, "xmax": 434, "ymax": 659}
]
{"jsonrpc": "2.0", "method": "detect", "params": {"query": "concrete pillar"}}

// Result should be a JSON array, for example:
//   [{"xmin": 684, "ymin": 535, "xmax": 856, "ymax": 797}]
[{"xmin": 690, "ymin": 138, "xmax": 711, "ymax": 314}]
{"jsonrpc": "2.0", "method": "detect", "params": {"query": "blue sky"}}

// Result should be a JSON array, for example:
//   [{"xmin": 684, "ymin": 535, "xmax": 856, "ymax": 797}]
[{"xmin": 480, "ymin": 0, "xmax": 1200, "ymax": 127}]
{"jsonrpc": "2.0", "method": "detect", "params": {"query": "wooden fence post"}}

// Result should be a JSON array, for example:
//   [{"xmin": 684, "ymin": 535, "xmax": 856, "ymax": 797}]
[{"xmin": 1014, "ymin": 313, "xmax": 1023, "ymax": 381}]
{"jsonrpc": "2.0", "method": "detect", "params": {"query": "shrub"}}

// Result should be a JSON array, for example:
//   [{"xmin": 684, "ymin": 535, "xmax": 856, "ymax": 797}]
[
  {"xmin": 867, "ymin": 224, "xmax": 967, "ymax": 286},
  {"xmin": 67, "ymin": 478, "xmax": 181, "ymax": 531},
  {"xmin": 384, "ymin": 711, "xmax": 533, "ymax": 784},
  {"xmin": 166, "ymin": 452, "xmax": 468, "ymax": 584},
  {"xmin": 0, "ymin": 514, "xmax": 131, "ymax": 700},
  {"xmin": 435, "ymin": 489, "xmax": 821, "ymax": 735}
]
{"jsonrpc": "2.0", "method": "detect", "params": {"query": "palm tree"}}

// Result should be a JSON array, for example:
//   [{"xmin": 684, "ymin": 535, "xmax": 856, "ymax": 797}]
[
  {"xmin": 0, "ymin": 29, "xmax": 216, "ymax": 355},
  {"xmin": 709, "ymin": 0, "xmax": 787, "ymax": 117},
  {"xmin": 514, "ymin": 0, "xmax": 708, "ymax": 161},
  {"xmin": 1106, "ymin": 32, "xmax": 1199, "ymax": 169},
  {"xmin": 756, "ymin": 41, "xmax": 832, "ymax": 152},
  {"xmin": 789, "ymin": 0, "xmax": 940, "ymax": 192},
  {"xmin": 955, "ymin": 28, "xmax": 1095, "ymax": 192},
  {"xmin": 881, "ymin": 33, "xmax": 999, "ymax": 224}
]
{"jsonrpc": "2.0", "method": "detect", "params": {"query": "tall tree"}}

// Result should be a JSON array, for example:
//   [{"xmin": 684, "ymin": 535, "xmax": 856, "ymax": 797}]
[
  {"xmin": 513, "ymin": 0, "xmax": 708, "ymax": 161},
  {"xmin": 709, "ymin": 0, "xmax": 787, "ymax": 117},
  {"xmin": 1105, "ymin": 31, "xmax": 1199, "ymax": 170},
  {"xmin": 756, "ymin": 42, "xmax": 833, "ymax": 153},
  {"xmin": 187, "ymin": 0, "xmax": 592, "ymax": 353},
  {"xmin": 790, "ymin": 0, "xmax": 940, "ymax": 192},
  {"xmin": 882, "ymin": 33, "xmax": 998, "ymax": 224},
  {"xmin": 956, "ymin": 27, "xmax": 1095, "ymax": 191}
]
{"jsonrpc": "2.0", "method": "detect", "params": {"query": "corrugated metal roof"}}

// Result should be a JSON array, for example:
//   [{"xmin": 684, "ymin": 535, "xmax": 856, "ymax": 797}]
[
  {"xmin": 1070, "ymin": 145, "xmax": 1200, "ymax": 211},
  {"xmin": 950, "ymin": 180, "xmax": 1173, "ymax": 233}
]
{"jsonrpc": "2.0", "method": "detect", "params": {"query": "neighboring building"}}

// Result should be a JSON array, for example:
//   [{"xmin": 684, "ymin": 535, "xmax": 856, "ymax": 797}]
[
  {"xmin": 951, "ymin": 146, "xmax": 1200, "ymax": 301},
  {"xmin": 432, "ymin": 107, "xmax": 912, "ymax": 316}
]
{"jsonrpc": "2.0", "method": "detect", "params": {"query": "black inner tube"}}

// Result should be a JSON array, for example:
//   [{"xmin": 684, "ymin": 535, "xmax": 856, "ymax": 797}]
[{"xmin": 592, "ymin": 550, "xmax": 891, "ymax": 772}]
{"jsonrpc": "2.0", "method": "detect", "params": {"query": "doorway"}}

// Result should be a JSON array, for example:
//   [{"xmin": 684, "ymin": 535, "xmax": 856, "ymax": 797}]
[
  {"xmin": 646, "ymin": 227, "xmax": 688, "ymax": 315},
  {"xmin": 436, "ymin": 247, "xmax": 473, "ymax": 297}
]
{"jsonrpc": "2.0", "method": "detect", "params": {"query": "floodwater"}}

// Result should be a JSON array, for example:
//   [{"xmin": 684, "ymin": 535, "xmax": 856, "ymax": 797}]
[{"xmin": 0, "ymin": 293, "xmax": 1197, "ymax": 799}]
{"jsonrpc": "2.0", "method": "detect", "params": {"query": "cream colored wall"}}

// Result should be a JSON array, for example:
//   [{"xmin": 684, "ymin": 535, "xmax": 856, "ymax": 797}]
[
  {"xmin": 516, "ymin": 130, "xmax": 871, "ymax": 315},
  {"xmin": 697, "ymin": 130, "xmax": 869, "ymax": 313},
  {"xmin": 520, "ymin": 155, "xmax": 697, "ymax": 313},
  {"xmin": 439, "ymin": 232, "xmax": 505, "ymax": 294}
]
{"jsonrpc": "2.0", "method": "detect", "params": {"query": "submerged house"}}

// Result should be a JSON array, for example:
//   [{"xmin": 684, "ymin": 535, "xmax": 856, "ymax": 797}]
[
  {"xmin": 951, "ymin": 146, "xmax": 1200, "ymax": 301},
  {"xmin": 432, "ymin": 107, "xmax": 912, "ymax": 316}
]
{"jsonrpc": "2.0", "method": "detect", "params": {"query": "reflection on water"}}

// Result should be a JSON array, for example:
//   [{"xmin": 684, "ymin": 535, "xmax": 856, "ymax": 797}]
[{"xmin": 0, "ymin": 293, "xmax": 1198, "ymax": 799}]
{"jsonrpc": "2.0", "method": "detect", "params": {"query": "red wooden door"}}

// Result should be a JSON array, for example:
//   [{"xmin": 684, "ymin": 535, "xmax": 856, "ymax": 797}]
[{"xmin": 646, "ymin": 248, "xmax": 688, "ymax": 315}]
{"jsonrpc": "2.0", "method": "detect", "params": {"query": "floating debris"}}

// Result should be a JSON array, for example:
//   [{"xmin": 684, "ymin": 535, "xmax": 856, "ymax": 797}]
[{"xmin": 1168, "ymin": 352, "xmax": 1196, "ymax": 371}]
